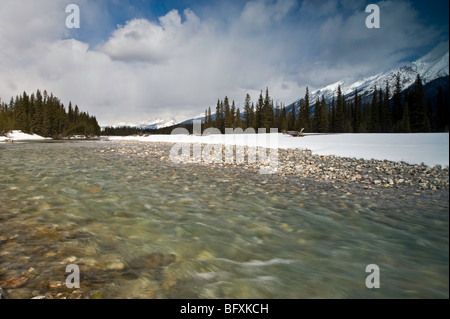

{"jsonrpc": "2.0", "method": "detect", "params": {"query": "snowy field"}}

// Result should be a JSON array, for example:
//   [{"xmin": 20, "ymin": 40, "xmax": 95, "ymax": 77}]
[{"xmin": 107, "ymin": 133, "xmax": 449, "ymax": 167}]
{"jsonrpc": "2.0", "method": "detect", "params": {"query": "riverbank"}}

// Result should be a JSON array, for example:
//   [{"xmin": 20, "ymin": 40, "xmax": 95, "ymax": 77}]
[{"xmin": 98, "ymin": 141, "xmax": 449, "ymax": 200}]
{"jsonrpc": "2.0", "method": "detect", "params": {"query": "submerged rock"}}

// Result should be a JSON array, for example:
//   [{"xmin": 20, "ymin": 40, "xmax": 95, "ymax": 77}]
[
  {"xmin": 0, "ymin": 276, "xmax": 29, "ymax": 289},
  {"xmin": 126, "ymin": 253, "xmax": 177, "ymax": 269}
]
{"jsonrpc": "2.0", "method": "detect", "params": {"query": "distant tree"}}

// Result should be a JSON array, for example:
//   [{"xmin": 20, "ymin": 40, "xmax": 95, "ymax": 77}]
[
  {"xmin": 304, "ymin": 87, "xmax": 311, "ymax": 131},
  {"xmin": 409, "ymin": 75, "xmax": 430, "ymax": 132},
  {"xmin": 250, "ymin": 102, "xmax": 256, "ymax": 129},
  {"xmin": 235, "ymin": 108, "xmax": 243, "ymax": 128},
  {"xmin": 392, "ymin": 73, "xmax": 403, "ymax": 131},
  {"xmin": 244, "ymin": 93, "xmax": 251, "ymax": 129},
  {"xmin": 261, "ymin": 87, "xmax": 274, "ymax": 131},
  {"xmin": 335, "ymin": 86, "xmax": 344, "ymax": 133},
  {"xmin": 330, "ymin": 97, "xmax": 336, "ymax": 132},
  {"xmin": 399, "ymin": 101, "xmax": 411, "ymax": 133},
  {"xmin": 1, "ymin": 89, "xmax": 99, "ymax": 137},
  {"xmin": 207, "ymin": 107, "xmax": 212, "ymax": 128},
  {"xmin": 380, "ymin": 81, "xmax": 391, "ymax": 132},
  {"xmin": 369, "ymin": 86, "xmax": 380, "ymax": 133},
  {"xmin": 255, "ymin": 91, "xmax": 264, "ymax": 129},
  {"xmin": 231, "ymin": 100, "xmax": 236, "ymax": 128},
  {"xmin": 288, "ymin": 101, "xmax": 296, "ymax": 131},
  {"xmin": 224, "ymin": 96, "xmax": 232, "ymax": 129},
  {"xmin": 280, "ymin": 104, "xmax": 287, "ymax": 131}
]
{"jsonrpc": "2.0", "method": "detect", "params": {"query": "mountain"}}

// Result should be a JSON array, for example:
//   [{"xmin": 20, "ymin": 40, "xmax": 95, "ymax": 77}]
[
  {"xmin": 103, "ymin": 118, "xmax": 178, "ymax": 130},
  {"xmin": 289, "ymin": 44, "xmax": 449, "ymax": 112}
]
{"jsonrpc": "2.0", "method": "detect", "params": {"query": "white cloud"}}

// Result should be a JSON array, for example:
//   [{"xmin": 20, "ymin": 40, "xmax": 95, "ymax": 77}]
[{"xmin": 0, "ymin": 0, "xmax": 445, "ymax": 126}]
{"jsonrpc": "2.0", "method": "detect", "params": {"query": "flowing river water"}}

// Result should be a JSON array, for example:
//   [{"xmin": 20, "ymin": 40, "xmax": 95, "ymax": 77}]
[{"xmin": 0, "ymin": 141, "xmax": 448, "ymax": 298}]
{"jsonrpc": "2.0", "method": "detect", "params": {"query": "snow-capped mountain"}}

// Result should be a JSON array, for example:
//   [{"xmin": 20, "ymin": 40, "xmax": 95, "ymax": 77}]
[
  {"xmin": 105, "ymin": 118, "xmax": 178, "ymax": 130},
  {"xmin": 296, "ymin": 44, "xmax": 449, "ymax": 108}
]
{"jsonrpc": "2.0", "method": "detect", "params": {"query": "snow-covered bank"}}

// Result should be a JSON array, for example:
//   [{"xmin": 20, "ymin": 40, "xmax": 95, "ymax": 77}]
[
  {"xmin": 106, "ymin": 133, "xmax": 449, "ymax": 167},
  {"xmin": 0, "ymin": 130, "xmax": 50, "ymax": 142}
]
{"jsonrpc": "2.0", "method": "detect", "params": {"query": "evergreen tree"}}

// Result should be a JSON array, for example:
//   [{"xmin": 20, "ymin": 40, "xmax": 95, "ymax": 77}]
[
  {"xmin": 231, "ymin": 100, "xmax": 236, "ymax": 128},
  {"xmin": 435, "ymin": 86, "xmax": 445, "ymax": 131},
  {"xmin": 207, "ymin": 107, "xmax": 212, "ymax": 128},
  {"xmin": 235, "ymin": 108, "xmax": 242, "ymax": 128},
  {"xmin": 255, "ymin": 91, "xmax": 264, "ymax": 129},
  {"xmin": 304, "ymin": 87, "xmax": 311, "ymax": 131},
  {"xmin": 32, "ymin": 89, "xmax": 44, "ymax": 135},
  {"xmin": 335, "ymin": 86, "xmax": 344, "ymax": 133},
  {"xmin": 224, "ymin": 96, "xmax": 232, "ymax": 129},
  {"xmin": 330, "ymin": 97, "xmax": 336, "ymax": 132},
  {"xmin": 318, "ymin": 95, "xmax": 329, "ymax": 133},
  {"xmin": 261, "ymin": 87, "xmax": 274, "ymax": 130},
  {"xmin": 312, "ymin": 98, "xmax": 320, "ymax": 132},
  {"xmin": 280, "ymin": 104, "xmax": 287, "ymax": 131},
  {"xmin": 244, "ymin": 93, "xmax": 251, "ymax": 129},
  {"xmin": 369, "ymin": 86, "xmax": 379, "ymax": 133},
  {"xmin": 250, "ymin": 102, "xmax": 256, "ymax": 129},
  {"xmin": 288, "ymin": 101, "xmax": 296, "ymax": 131},
  {"xmin": 399, "ymin": 101, "xmax": 411, "ymax": 133},
  {"xmin": 381, "ymin": 81, "xmax": 391, "ymax": 132},
  {"xmin": 409, "ymin": 75, "xmax": 430, "ymax": 132},
  {"xmin": 392, "ymin": 72, "xmax": 403, "ymax": 130},
  {"xmin": 297, "ymin": 99, "xmax": 308, "ymax": 132}
]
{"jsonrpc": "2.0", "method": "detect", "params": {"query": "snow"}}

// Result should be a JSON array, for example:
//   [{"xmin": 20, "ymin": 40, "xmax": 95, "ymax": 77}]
[
  {"xmin": 106, "ymin": 133, "xmax": 449, "ymax": 167},
  {"xmin": 0, "ymin": 130, "xmax": 50, "ymax": 142}
]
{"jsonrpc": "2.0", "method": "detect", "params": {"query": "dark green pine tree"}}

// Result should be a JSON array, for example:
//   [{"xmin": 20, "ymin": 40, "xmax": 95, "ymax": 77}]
[
  {"xmin": 380, "ymin": 81, "xmax": 391, "ymax": 132},
  {"xmin": 330, "ymin": 97, "xmax": 336, "ymax": 132},
  {"xmin": 353, "ymin": 89, "xmax": 361, "ymax": 132},
  {"xmin": 207, "ymin": 107, "xmax": 212, "ymax": 128},
  {"xmin": 435, "ymin": 86, "xmax": 445, "ymax": 131},
  {"xmin": 235, "ymin": 108, "xmax": 242, "ymax": 128},
  {"xmin": 297, "ymin": 99, "xmax": 308, "ymax": 132},
  {"xmin": 0, "ymin": 100, "xmax": 6, "ymax": 134},
  {"xmin": 319, "ymin": 95, "xmax": 329, "ymax": 133},
  {"xmin": 288, "ymin": 101, "xmax": 296, "ymax": 131},
  {"xmin": 244, "ymin": 93, "xmax": 252, "ymax": 129},
  {"xmin": 280, "ymin": 104, "xmax": 287, "ymax": 131},
  {"xmin": 297, "ymin": 88, "xmax": 310, "ymax": 132},
  {"xmin": 335, "ymin": 86, "xmax": 344, "ymax": 133},
  {"xmin": 368, "ymin": 86, "xmax": 380, "ymax": 133},
  {"xmin": 214, "ymin": 99, "xmax": 221, "ymax": 131},
  {"xmin": 261, "ymin": 87, "xmax": 274, "ymax": 131},
  {"xmin": 224, "ymin": 96, "xmax": 232, "ymax": 129},
  {"xmin": 15, "ymin": 92, "xmax": 29, "ymax": 133},
  {"xmin": 255, "ymin": 91, "xmax": 264, "ymax": 129},
  {"xmin": 392, "ymin": 72, "xmax": 403, "ymax": 131},
  {"xmin": 399, "ymin": 101, "xmax": 411, "ymax": 133},
  {"xmin": 32, "ymin": 89, "xmax": 44, "ymax": 135},
  {"xmin": 230, "ymin": 100, "xmax": 236, "ymax": 128},
  {"xmin": 249, "ymin": 102, "xmax": 256, "ymax": 129},
  {"xmin": 409, "ymin": 75, "xmax": 430, "ymax": 132},
  {"xmin": 312, "ymin": 97, "xmax": 321, "ymax": 132}
]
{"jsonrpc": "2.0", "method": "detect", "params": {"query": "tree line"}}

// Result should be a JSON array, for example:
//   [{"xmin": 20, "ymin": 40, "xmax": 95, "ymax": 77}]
[
  {"xmin": 0, "ymin": 89, "xmax": 101, "ymax": 138},
  {"xmin": 102, "ymin": 126, "xmax": 156, "ymax": 136},
  {"xmin": 204, "ymin": 74, "xmax": 449, "ymax": 134}
]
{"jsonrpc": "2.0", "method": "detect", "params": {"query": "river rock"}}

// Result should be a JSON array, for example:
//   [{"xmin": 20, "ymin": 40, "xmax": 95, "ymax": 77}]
[
  {"xmin": 127, "ymin": 253, "xmax": 177, "ymax": 269},
  {"xmin": 1, "ymin": 276, "xmax": 29, "ymax": 289}
]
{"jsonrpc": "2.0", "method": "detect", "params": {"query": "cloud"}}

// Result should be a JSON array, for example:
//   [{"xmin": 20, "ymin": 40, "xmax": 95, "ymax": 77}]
[{"xmin": 0, "ymin": 0, "xmax": 446, "ymax": 125}]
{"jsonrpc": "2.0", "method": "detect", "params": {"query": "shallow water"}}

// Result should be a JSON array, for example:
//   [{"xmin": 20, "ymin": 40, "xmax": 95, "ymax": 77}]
[{"xmin": 0, "ymin": 141, "xmax": 448, "ymax": 298}]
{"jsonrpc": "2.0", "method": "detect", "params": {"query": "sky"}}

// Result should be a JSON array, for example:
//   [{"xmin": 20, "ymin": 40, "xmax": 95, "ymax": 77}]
[{"xmin": 0, "ymin": 0, "xmax": 448, "ymax": 126}]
